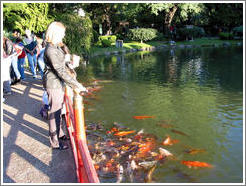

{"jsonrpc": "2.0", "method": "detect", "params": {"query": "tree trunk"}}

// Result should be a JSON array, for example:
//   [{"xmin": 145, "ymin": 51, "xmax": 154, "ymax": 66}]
[
  {"xmin": 104, "ymin": 14, "xmax": 112, "ymax": 35},
  {"xmin": 103, "ymin": 5, "xmax": 112, "ymax": 35},
  {"xmin": 164, "ymin": 4, "xmax": 178, "ymax": 35}
]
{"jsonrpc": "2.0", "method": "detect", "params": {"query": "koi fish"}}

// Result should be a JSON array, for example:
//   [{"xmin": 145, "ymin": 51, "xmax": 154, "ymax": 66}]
[
  {"xmin": 181, "ymin": 161, "xmax": 213, "ymax": 168},
  {"xmin": 139, "ymin": 160, "xmax": 157, "ymax": 169},
  {"xmin": 171, "ymin": 129, "xmax": 189, "ymax": 137},
  {"xmin": 116, "ymin": 164, "xmax": 124, "ymax": 183},
  {"xmin": 173, "ymin": 168, "xmax": 197, "ymax": 182},
  {"xmin": 138, "ymin": 141, "xmax": 155, "ymax": 155},
  {"xmin": 94, "ymin": 164, "xmax": 100, "ymax": 170},
  {"xmin": 157, "ymin": 120, "xmax": 174, "ymax": 128},
  {"xmin": 133, "ymin": 116, "xmax": 155, "ymax": 119},
  {"xmin": 80, "ymin": 91, "xmax": 94, "ymax": 97},
  {"xmin": 145, "ymin": 164, "xmax": 157, "ymax": 183},
  {"xmin": 159, "ymin": 147, "xmax": 173, "ymax": 157},
  {"xmin": 106, "ymin": 127, "xmax": 119, "ymax": 134},
  {"xmin": 126, "ymin": 160, "xmax": 138, "ymax": 182},
  {"xmin": 114, "ymin": 130, "xmax": 135, "ymax": 136},
  {"xmin": 184, "ymin": 148, "xmax": 206, "ymax": 155},
  {"xmin": 162, "ymin": 136, "xmax": 179, "ymax": 146}
]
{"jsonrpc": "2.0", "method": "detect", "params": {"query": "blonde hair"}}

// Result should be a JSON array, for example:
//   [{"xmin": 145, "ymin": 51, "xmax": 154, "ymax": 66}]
[{"xmin": 45, "ymin": 21, "xmax": 66, "ymax": 45}]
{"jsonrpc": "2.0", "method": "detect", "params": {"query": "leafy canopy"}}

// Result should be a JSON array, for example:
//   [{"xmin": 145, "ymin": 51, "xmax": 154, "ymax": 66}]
[{"xmin": 3, "ymin": 3, "xmax": 53, "ymax": 34}]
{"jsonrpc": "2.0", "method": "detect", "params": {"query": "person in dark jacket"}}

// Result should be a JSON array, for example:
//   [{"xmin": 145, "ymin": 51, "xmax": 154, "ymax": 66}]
[{"xmin": 43, "ymin": 21, "xmax": 87, "ymax": 150}]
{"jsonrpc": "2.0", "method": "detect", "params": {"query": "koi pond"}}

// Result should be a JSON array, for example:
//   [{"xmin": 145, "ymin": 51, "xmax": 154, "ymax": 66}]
[{"xmin": 80, "ymin": 46, "xmax": 243, "ymax": 183}]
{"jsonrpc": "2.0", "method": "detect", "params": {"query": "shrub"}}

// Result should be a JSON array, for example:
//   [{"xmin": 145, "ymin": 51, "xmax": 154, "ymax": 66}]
[
  {"xmin": 127, "ymin": 28, "xmax": 158, "ymax": 43},
  {"xmin": 116, "ymin": 33, "xmax": 125, "ymax": 40},
  {"xmin": 153, "ymin": 32, "xmax": 166, "ymax": 41},
  {"xmin": 176, "ymin": 26, "xmax": 205, "ymax": 41},
  {"xmin": 219, "ymin": 32, "xmax": 233, "ymax": 40},
  {"xmin": 232, "ymin": 25, "xmax": 243, "ymax": 37},
  {"xmin": 99, "ymin": 35, "xmax": 117, "ymax": 43},
  {"xmin": 101, "ymin": 39, "xmax": 112, "ymax": 47},
  {"xmin": 98, "ymin": 35, "xmax": 117, "ymax": 47},
  {"xmin": 55, "ymin": 13, "xmax": 93, "ymax": 55}
]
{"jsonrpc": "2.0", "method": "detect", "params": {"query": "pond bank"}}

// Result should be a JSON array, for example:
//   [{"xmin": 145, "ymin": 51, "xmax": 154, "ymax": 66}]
[{"xmin": 89, "ymin": 38, "xmax": 243, "ymax": 58}]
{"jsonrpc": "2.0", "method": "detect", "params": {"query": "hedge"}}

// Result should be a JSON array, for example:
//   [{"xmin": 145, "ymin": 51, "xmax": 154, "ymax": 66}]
[
  {"xmin": 177, "ymin": 26, "xmax": 205, "ymax": 41},
  {"xmin": 127, "ymin": 28, "xmax": 159, "ymax": 43}
]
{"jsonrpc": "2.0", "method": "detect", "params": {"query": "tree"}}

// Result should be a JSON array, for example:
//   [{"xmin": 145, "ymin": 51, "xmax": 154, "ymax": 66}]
[
  {"xmin": 147, "ymin": 3, "xmax": 205, "ymax": 34},
  {"xmin": 83, "ymin": 3, "xmax": 118, "ymax": 35},
  {"xmin": 3, "ymin": 3, "xmax": 53, "ymax": 35},
  {"xmin": 203, "ymin": 3, "xmax": 243, "ymax": 31}
]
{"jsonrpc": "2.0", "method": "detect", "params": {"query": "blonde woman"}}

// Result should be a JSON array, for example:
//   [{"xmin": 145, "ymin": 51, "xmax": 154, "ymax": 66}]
[{"xmin": 43, "ymin": 21, "xmax": 87, "ymax": 150}]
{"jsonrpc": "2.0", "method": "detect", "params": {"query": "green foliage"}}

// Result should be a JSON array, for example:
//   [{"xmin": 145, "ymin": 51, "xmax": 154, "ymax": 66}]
[
  {"xmin": 3, "ymin": 3, "xmax": 53, "ymax": 35},
  {"xmin": 153, "ymin": 32, "xmax": 166, "ymax": 41},
  {"xmin": 3, "ymin": 30, "xmax": 12, "ymax": 38},
  {"xmin": 219, "ymin": 32, "xmax": 233, "ymax": 40},
  {"xmin": 99, "ymin": 35, "xmax": 117, "ymax": 43},
  {"xmin": 177, "ymin": 26, "xmax": 205, "ymax": 40},
  {"xmin": 178, "ymin": 3, "xmax": 205, "ymax": 21},
  {"xmin": 92, "ymin": 30, "xmax": 99, "ymax": 44},
  {"xmin": 101, "ymin": 39, "xmax": 112, "ymax": 47},
  {"xmin": 55, "ymin": 13, "xmax": 93, "ymax": 56},
  {"xmin": 97, "ymin": 35, "xmax": 117, "ymax": 47},
  {"xmin": 127, "ymin": 28, "xmax": 159, "ymax": 42},
  {"xmin": 203, "ymin": 4, "xmax": 243, "ymax": 32},
  {"xmin": 232, "ymin": 25, "xmax": 243, "ymax": 36},
  {"xmin": 147, "ymin": 3, "xmax": 205, "ymax": 26}
]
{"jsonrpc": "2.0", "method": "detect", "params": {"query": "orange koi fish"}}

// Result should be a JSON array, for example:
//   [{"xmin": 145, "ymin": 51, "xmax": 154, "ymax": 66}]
[
  {"xmin": 181, "ymin": 161, "xmax": 213, "ymax": 168},
  {"xmin": 114, "ymin": 130, "xmax": 135, "ymax": 136},
  {"xmin": 133, "ymin": 116, "xmax": 155, "ymax": 120},
  {"xmin": 106, "ymin": 127, "xmax": 119, "ymax": 134},
  {"xmin": 138, "ymin": 141, "xmax": 155, "ymax": 154},
  {"xmin": 94, "ymin": 164, "xmax": 100, "ymax": 170},
  {"xmin": 162, "ymin": 136, "xmax": 179, "ymax": 146}
]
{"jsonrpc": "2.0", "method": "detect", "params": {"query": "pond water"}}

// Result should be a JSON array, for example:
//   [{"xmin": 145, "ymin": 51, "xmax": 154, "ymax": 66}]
[{"xmin": 80, "ymin": 46, "xmax": 243, "ymax": 183}]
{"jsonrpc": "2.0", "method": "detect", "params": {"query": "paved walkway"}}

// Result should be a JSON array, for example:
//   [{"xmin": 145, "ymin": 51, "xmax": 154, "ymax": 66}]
[{"xmin": 2, "ymin": 72, "xmax": 77, "ymax": 183}]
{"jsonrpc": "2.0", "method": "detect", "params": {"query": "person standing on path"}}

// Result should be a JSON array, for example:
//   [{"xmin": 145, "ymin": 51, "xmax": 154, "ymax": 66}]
[
  {"xmin": 16, "ymin": 37, "xmax": 26, "ymax": 80},
  {"xmin": 24, "ymin": 30, "xmax": 38, "ymax": 79},
  {"xmin": 37, "ymin": 40, "xmax": 46, "ymax": 79},
  {"xmin": 2, "ymin": 37, "xmax": 14, "ymax": 99},
  {"xmin": 43, "ymin": 21, "xmax": 87, "ymax": 150}
]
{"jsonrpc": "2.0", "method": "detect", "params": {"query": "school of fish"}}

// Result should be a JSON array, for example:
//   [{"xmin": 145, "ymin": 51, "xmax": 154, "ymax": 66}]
[{"xmin": 83, "ymin": 80, "xmax": 213, "ymax": 183}]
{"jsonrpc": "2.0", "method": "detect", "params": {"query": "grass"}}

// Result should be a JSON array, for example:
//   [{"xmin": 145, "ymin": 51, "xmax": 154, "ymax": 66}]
[
  {"xmin": 175, "ymin": 38, "xmax": 241, "ymax": 46},
  {"xmin": 89, "ymin": 37, "xmax": 242, "ymax": 57}
]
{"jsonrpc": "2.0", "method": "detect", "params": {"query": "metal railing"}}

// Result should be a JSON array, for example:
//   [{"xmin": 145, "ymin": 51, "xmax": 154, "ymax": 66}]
[{"xmin": 64, "ymin": 86, "xmax": 99, "ymax": 183}]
